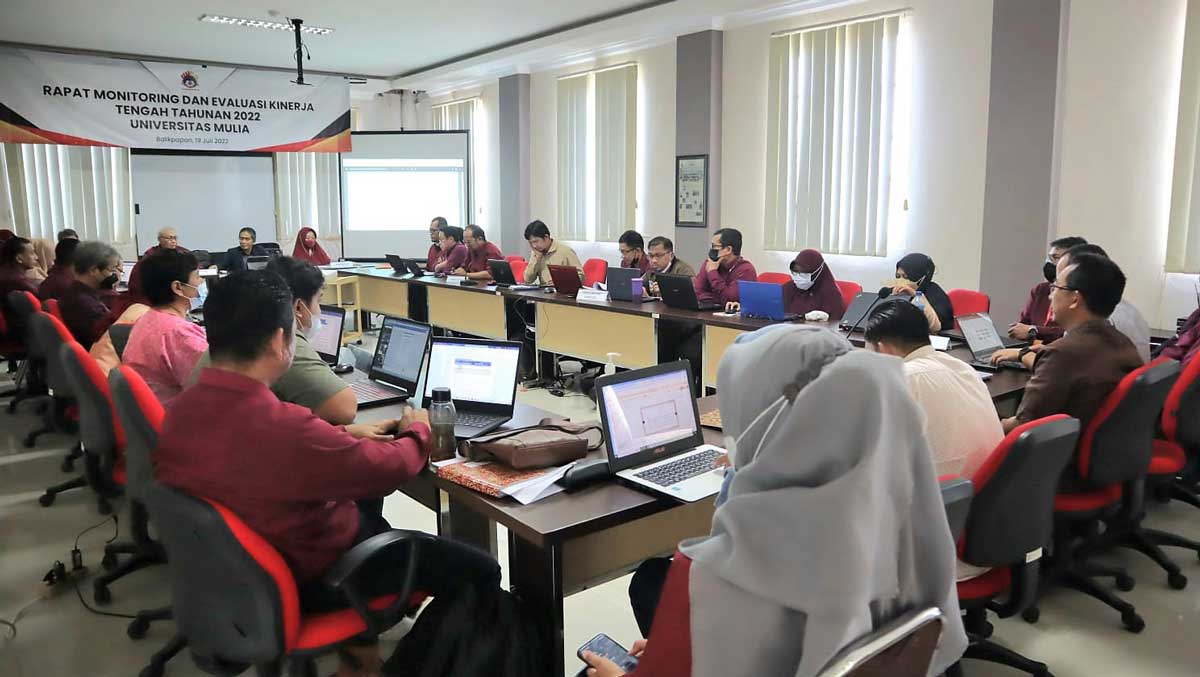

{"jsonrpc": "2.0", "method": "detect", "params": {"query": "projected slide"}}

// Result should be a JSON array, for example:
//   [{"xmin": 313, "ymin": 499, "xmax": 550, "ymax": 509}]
[{"xmin": 344, "ymin": 159, "xmax": 464, "ymax": 231}]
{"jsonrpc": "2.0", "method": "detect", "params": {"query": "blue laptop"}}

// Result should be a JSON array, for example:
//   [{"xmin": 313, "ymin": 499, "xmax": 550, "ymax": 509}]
[{"xmin": 739, "ymin": 280, "xmax": 798, "ymax": 321}]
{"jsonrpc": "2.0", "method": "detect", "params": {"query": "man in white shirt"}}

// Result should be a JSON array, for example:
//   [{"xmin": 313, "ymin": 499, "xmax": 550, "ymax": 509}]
[{"xmin": 865, "ymin": 299, "xmax": 1004, "ymax": 479}]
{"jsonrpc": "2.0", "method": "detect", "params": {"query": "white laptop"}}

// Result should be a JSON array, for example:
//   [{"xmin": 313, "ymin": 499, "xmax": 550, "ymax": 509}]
[{"xmin": 596, "ymin": 361, "xmax": 726, "ymax": 503}]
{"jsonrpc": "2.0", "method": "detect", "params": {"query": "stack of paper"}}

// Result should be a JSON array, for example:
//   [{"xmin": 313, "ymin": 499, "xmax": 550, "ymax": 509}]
[{"xmin": 436, "ymin": 458, "xmax": 576, "ymax": 505}]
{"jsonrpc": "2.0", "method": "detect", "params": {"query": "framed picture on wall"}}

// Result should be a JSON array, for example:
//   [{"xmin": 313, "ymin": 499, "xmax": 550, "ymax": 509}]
[{"xmin": 675, "ymin": 155, "xmax": 708, "ymax": 227}]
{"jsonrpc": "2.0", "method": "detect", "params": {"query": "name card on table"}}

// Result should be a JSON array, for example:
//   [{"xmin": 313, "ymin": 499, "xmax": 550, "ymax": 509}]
[{"xmin": 576, "ymin": 288, "xmax": 610, "ymax": 304}]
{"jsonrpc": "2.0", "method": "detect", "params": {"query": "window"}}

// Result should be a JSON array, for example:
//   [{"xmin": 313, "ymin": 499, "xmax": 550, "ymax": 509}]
[
  {"xmin": 557, "ymin": 64, "xmax": 637, "ymax": 242},
  {"xmin": 764, "ymin": 14, "xmax": 911, "ymax": 257},
  {"xmin": 1167, "ymin": 0, "xmax": 1200, "ymax": 273},
  {"xmin": 432, "ymin": 97, "xmax": 478, "ymax": 224},
  {"xmin": 274, "ymin": 152, "xmax": 340, "ymax": 246},
  {"xmin": 0, "ymin": 143, "xmax": 134, "ymax": 244}
]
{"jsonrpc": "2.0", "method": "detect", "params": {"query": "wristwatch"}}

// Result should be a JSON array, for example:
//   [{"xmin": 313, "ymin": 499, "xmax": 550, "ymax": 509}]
[
  {"xmin": 1028, "ymin": 327, "xmax": 1039, "ymax": 340},
  {"xmin": 1018, "ymin": 347, "xmax": 1034, "ymax": 364}
]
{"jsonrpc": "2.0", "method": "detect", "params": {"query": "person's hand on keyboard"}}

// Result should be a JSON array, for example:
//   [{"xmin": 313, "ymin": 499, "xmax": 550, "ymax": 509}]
[
  {"xmin": 713, "ymin": 453, "xmax": 731, "ymax": 468},
  {"xmin": 990, "ymin": 348, "xmax": 1021, "ymax": 366}
]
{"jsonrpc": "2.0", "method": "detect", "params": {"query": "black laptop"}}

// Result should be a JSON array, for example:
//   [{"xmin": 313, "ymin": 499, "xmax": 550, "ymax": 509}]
[
  {"xmin": 345, "ymin": 316, "xmax": 432, "ymax": 409},
  {"xmin": 839, "ymin": 292, "xmax": 883, "ymax": 330},
  {"xmin": 607, "ymin": 267, "xmax": 645, "ymax": 302},
  {"xmin": 657, "ymin": 273, "xmax": 720, "ymax": 311},
  {"xmin": 384, "ymin": 254, "xmax": 415, "ymax": 277},
  {"xmin": 422, "ymin": 336, "xmax": 522, "ymax": 438},
  {"xmin": 488, "ymin": 259, "xmax": 519, "ymax": 286}
]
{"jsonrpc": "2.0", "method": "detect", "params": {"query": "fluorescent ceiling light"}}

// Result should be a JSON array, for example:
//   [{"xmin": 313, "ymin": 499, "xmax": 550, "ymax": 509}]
[{"xmin": 198, "ymin": 14, "xmax": 334, "ymax": 36}]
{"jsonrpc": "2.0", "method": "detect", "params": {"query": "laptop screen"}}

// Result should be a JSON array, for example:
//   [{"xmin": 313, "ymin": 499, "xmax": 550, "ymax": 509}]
[
  {"xmin": 599, "ymin": 366, "xmax": 699, "ymax": 461},
  {"xmin": 370, "ymin": 317, "xmax": 431, "ymax": 388},
  {"xmin": 424, "ymin": 339, "xmax": 521, "ymax": 407},
  {"xmin": 311, "ymin": 305, "xmax": 345, "ymax": 363},
  {"xmin": 959, "ymin": 314, "xmax": 1004, "ymax": 357}
]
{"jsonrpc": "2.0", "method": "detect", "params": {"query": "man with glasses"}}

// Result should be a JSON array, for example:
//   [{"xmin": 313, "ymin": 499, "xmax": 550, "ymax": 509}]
[
  {"xmin": 642, "ymin": 235, "xmax": 695, "ymax": 297},
  {"xmin": 1008, "ymin": 236, "xmax": 1088, "ymax": 342},
  {"xmin": 60, "ymin": 241, "xmax": 122, "ymax": 348}
]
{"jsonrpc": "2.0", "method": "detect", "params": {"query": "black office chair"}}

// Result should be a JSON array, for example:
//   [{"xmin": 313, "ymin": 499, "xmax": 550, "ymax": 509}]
[
  {"xmin": 5, "ymin": 291, "xmax": 49, "ymax": 417},
  {"xmin": 260, "ymin": 242, "xmax": 283, "ymax": 258},
  {"xmin": 190, "ymin": 249, "xmax": 213, "ymax": 269}
]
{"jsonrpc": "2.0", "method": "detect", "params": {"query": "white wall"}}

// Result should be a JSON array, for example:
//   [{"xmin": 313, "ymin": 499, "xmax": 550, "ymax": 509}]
[
  {"xmin": 1053, "ymin": 0, "xmax": 1190, "ymax": 328},
  {"xmin": 722, "ymin": 0, "xmax": 994, "ymax": 291},
  {"xmin": 528, "ymin": 42, "xmax": 677, "ymax": 266}
]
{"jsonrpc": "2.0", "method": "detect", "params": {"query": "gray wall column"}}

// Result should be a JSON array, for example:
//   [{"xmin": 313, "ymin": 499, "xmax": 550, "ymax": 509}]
[
  {"xmin": 498, "ymin": 73, "xmax": 532, "ymax": 255},
  {"xmin": 978, "ymin": 0, "xmax": 1062, "ymax": 324},
  {"xmin": 675, "ymin": 30, "xmax": 723, "ymax": 267}
]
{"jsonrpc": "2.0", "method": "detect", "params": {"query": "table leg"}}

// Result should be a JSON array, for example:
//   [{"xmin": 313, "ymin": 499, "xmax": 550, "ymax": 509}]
[
  {"xmin": 444, "ymin": 492, "xmax": 498, "ymax": 558},
  {"xmin": 509, "ymin": 533, "xmax": 566, "ymax": 677}
]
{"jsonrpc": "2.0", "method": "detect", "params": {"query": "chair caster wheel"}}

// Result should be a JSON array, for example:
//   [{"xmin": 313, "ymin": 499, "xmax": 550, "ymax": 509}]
[
  {"xmin": 101, "ymin": 552, "xmax": 119, "ymax": 570},
  {"xmin": 94, "ymin": 585, "xmax": 111, "ymax": 605},
  {"xmin": 1121, "ymin": 610, "xmax": 1145, "ymax": 633},
  {"xmin": 1022, "ymin": 607, "xmax": 1040, "ymax": 624},
  {"xmin": 1115, "ymin": 574, "xmax": 1135, "ymax": 591},
  {"xmin": 61, "ymin": 458, "xmax": 74, "ymax": 472},
  {"xmin": 1169, "ymin": 572, "xmax": 1188, "ymax": 590},
  {"xmin": 38, "ymin": 493, "xmax": 54, "ymax": 507},
  {"xmin": 127, "ymin": 618, "xmax": 149, "ymax": 639}
]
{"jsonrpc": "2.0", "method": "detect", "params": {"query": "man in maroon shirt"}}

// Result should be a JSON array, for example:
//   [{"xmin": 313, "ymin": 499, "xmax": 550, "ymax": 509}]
[
  {"xmin": 37, "ymin": 238, "xmax": 80, "ymax": 301},
  {"xmin": 156, "ymin": 270, "xmax": 499, "ymax": 673},
  {"xmin": 457, "ymin": 224, "xmax": 504, "ymax": 281},
  {"xmin": 0, "ymin": 236, "xmax": 40, "ymax": 330},
  {"xmin": 142, "ymin": 227, "xmax": 191, "ymax": 257},
  {"xmin": 424, "ymin": 216, "xmax": 446, "ymax": 271},
  {"xmin": 618, "ymin": 230, "xmax": 651, "ymax": 274},
  {"xmin": 694, "ymin": 228, "xmax": 758, "ymax": 305},
  {"xmin": 60, "ymin": 241, "xmax": 120, "ymax": 349},
  {"xmin": 1009, "ymin": 236, "xmax": 1087, "ymax": 343},
  {"xmin": 432, "ymin": 225, "xmax": 469, "ymax": 274}
]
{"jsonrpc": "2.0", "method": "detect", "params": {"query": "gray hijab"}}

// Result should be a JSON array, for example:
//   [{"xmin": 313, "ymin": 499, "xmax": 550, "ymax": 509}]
[{"xmin": 680, "ymin": 324, "xmax": 966, "ymax": 676}]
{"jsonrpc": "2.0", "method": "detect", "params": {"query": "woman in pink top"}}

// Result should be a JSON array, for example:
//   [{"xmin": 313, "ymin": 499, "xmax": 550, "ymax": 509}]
[{"xmin": 122, "ymin": 250, "xmax": 208, "ymax": 402}]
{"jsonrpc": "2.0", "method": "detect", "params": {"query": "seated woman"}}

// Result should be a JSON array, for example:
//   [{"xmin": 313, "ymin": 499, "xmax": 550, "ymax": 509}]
[
  {"xmin": 292, "ymin": 226, "xmax": 331, "ymax": 266},
  {"xmin": 90, "ymin": 272, "xmax": 151, "ymax": 375},
  {"xmin": 725, "ymin": 249, "xmax": 847, "ymax": 320},
  {"xmin": 122, "ymin": 250, "xmax": 208, "ymax": 402},
  {"xmin": 587, "ymin": 324, "xmax": 967, "ymax": 677},
  {"xmin": 892, "ymin": 252, "xmax": 954, "ymax": 332}
]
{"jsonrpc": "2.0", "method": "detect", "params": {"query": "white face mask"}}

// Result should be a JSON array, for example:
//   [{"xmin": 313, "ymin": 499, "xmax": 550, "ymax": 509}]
[
  {"xmin": 180, "ymin": 281, "xmax": 206, "ymax": 312},
  {"xmin": 792, "ymin": 272, "xmax": 814, "ymax": 291},
  {"xmin": 722, "ymin": 392, "xmax": 793, "ymax": 469},
  {"xmin": 299, "ymin": 303, "xmax": 322, "ymax": 342}
]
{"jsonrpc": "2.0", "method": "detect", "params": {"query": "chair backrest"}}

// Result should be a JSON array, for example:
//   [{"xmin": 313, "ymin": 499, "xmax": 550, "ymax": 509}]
[
  {"xmin": 816, "ymin": 607, "xmax": 943, "ymax": 677},
  {"xmin": 757, "ymin": 272, "xmax": 791, "ymax": 285},
  {"xmin": 582, "ymin": 258, "xmax": 608, "ymax": 288},
  {"xmin": 60, "ymin": 341, "xmax": 124, "ymax": 475},
  {"xmin": 836, "ymin": 281, "xmax": 863, "ymax": 309},
  {"xmin": 947, "ymin": 289, "xmax": 990, "ymax": 318},
  {"xmin": 963, "ymin": 415, "xmax": 1079, "ymax": 566},
  {"xmin": 259, "ymin": 243, "xmax": 283, "ymax": 259},
  {"xmin": 28, "ymin": 311, "xmax": 75, "ymax": 393},
  {"xmin": 109, "ymin": 366, "xmax": 163, "ymax": 500},
  {"xmin": 108, "ymin": 323, "xmax": 134, "ymax": 359},
  {"xmin": 143, "ymin": 481, "xmax": 298, "ymax": 666},
  {"xmin": 5, "ymin": 290, "xmax": 40, "ymax": 343},
  {"xmin": 1163, "ymin": 353, "xmax": 1200, "ymax": 452},
  {"xmin": 1080, "ymin": 359, "xmax": 1181, "ymax": 486},
  {"xmin": 510, "ymin": 259, "xmax": 528, "ymax": 283},
  {"xmin": 44, "ymin": 298, "xmax": 64, "ymax": 322},
  {"xmin": 939, "ymin": 478, "xmax": 974, "ymax": 541},
  {"xmin": 505, "ymin": 255, "xmax": 525, "ymax": 265}
]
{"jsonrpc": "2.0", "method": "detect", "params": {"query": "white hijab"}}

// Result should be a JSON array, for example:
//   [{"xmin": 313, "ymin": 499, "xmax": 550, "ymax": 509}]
[{"xmin": 679, "ymin": 324, "xmax": 966, "ymax": 676}]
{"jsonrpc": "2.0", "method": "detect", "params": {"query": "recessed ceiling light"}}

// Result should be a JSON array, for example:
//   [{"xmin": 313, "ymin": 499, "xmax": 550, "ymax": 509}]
[{"xmin": 198, "ymin": 14, "xmax": 334, "ymax": 36}]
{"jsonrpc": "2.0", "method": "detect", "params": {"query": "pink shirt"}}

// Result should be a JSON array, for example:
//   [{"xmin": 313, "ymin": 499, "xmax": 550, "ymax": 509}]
[{"xmin": 123, "ymin": 309, "xmax": 208, "ymax": 402}]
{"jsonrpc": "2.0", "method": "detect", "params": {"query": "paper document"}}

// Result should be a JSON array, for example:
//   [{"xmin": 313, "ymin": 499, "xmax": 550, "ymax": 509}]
[
  {"xmin": 930, "ymin": 335, "xmax": 951, "ymax": 351},
  {"xmin": 501, "ymin": 462, "xmax": 576, "ymax": 505}
]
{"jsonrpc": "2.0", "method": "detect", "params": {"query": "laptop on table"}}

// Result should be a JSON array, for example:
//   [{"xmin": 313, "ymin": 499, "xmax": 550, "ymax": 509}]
[
  {"xmin": 422, "ymin": 337, "xmax": 522, "ymax": 438},
  {"xmin": 607, "ymin": 267, "xmax": 645, "ymax": 303},
  {"xmin": 739, "ymin": 280, "xmax": 798, "ymax": 321},
  {"xmin": 958, "ymin": 313, "xmax": 1026, "ymax": 372},
  {"xmin": 346, "ymin": 315, "xmax": 432, "ymax": 408},
  {"xmin": 596, "ymin": 361, "xmax": 726, "ymax": 503},
  {"xmin": 312, "ymin": 305, "xmax": 346, "ymax": 366},
  {"xmin": 246, "ymin": 255, "xmax": 270, "ymax": 271},
  {"xmin": 657, "ymin": 273, "xmax": 721, "ymax": 311},
  {"xmin": 839, "ymin": 292, "xmax": 884, "ymax": 331},
  {"xmin": 549, "ymin": 264, "xmax": 584, "ymax": 297}
]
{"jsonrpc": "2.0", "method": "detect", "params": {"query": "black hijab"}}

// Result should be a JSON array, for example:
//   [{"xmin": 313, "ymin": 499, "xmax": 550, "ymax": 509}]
[{"xmin": 896, "ymin": 253, "xmax": 954, "ymax": 329}]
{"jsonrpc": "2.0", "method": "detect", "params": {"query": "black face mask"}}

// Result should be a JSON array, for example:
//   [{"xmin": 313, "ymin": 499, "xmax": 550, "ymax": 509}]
[
  {"xmin": 1042, "ymin": 261, "xmax": 1057, "ymax": 283},
  {"xmin": 708, "ymin": 247, "xmax": 721, "ymax": 262},
  {"xmin": 101, "ymin": 273, "xmax": 119, "ymax": 290}
]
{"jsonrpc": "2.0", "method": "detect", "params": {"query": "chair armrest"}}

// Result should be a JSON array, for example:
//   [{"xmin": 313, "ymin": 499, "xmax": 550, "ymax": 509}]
[
  {"xmin": 324, "ymin": 529, "xmax": 430, "ymax": 635},
  {"xmin": 991, "ymin": 557, "xmax": 1039, "ymax": 619}
]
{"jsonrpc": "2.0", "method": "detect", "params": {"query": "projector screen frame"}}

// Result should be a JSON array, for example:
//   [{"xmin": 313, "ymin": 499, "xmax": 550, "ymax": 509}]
[{"xmin": 338, "ymin": 129, "xmax": 472, "ymax": 262}]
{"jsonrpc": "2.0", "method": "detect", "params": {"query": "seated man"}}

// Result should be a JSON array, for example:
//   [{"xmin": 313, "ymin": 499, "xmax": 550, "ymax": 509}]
[
  {"xmin": 0, "ymin": 236, "xmax": 41, "ymax": 301},
  {"xmin": 156, "ymin": 270, "xmax": 500, "ymax": 675},
  {"xmin": 865, "ymin": 300, "xmax": 1003, "ymax": 478},
  {"xmin": 618, "ymin": 230, "xmax": 650, "ymax": 274},
  {"xmin": 432, "ymin": 225, "xmax": 468, "ymax": 274},
  {"xmin": 220, "ymin": 227, "xmax": 267, "ymax": 272},
  {"xmin": 642, "ymin": 235, "xmax": 695, "ymax": 296},
  {"xmin": 38, "ymin": 238, "xmax": 80, "ymax": 301},
  {"xmin": 456, "ymin": 224, "xmax": 504, "ymax": 281},
  {"xmin": 122, "ymin": 250, "xmax": 208, "ymax": 402},
  {"xmin": 143, "ymin": 227, "xmax": 189, "ymax": 257},
  {"xmin": 1009, "ymin": 236, "xmax": 1086, "ymax": 343},
  {"xmin": 694, "ymin": 228, "xmax": 757, "ymax": 306},
  {"xmin": 425, "ymin": 216, "xmax": 446, "ymax": 271},
  {"xmin": 522, "ymin": 220, "xmax": 582, "ymax": 285},
  {"xmin": 60, "ymin": 241, "xmax": 122, "ymax": 349}
]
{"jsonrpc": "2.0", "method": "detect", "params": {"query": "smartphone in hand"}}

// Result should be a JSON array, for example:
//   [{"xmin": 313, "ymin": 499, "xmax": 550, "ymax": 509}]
[{"xmin": 578, "ymin": 634, "xmax": 639, "ymax": 672}]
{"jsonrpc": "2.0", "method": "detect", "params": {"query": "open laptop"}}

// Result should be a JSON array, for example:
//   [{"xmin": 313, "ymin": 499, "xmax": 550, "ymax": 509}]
[
  {"xmin": 246, "ymin": 255, "xmax": 270, "ymax": 271},
  {"xmin": 942, "ymin": 320, "xmax": 1026, "ymax": 348},
  {"xmin": 488, "ymin": 259, "xmax": 519, "ymax": 286},
  {"xmin": 657, "ymin": 273, "xmax": 721, "ymax": 311},
  {"xmin": 839, "ymin": 291, "xmax": 884, "ymax": 330},
  {"xmin": 607, "ymin": 267, "xmax": 645, "ymax": 303},
  {"xmin": 596, "ymin": 361, "xmax": 726, "ymax": 503},
  {"xmin": 422, "ymin": 337, "xmax": 522, "ymax": 438},
  {"xmin": 311, "ymin": 305, "xmax": 346, "ymax": 366},
  {"xmin": 739, "ymin": 280, "xmax": 798, "ymax": 321},
  {"xmin": 549, "ymin": 264, "xmax": 584, "ymax": 297},
  {"xmin": 384, "ymin": 254, "xmax": 416, "ymax": 277},
  {"xmin": 959, "ymin": 313, "xmax": 1025, "ymax": 371},
  {"xmin": 345, "ymin": 315, "xmax": 431, "ymax": 409}
]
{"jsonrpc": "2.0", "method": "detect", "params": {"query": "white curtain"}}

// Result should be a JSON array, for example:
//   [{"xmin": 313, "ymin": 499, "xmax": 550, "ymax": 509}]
[
  {"xmin": 433, "ymin": 99, "xmax": 478, "ymax": 224},
  {"xmin": 0, "ymin": 142, "xmax": 134, "ymax": 244},
  {"xmin": 594, "ymin": 66, "xmax": 637, "ymax": 242},
  {"xmin": 557, "ymin": 75, "xmax": 589, "ymax": 241},
  {"xmin": 274, "ymin": 152, "xmax": 340, "ymax": 250},
  {"xmin": 1167, "ymin": 0, "xmax": 1200, "ymax": 274},
  {"xmin": 764, "ymin": 15, "xmax": 903, "ymax": 256}
]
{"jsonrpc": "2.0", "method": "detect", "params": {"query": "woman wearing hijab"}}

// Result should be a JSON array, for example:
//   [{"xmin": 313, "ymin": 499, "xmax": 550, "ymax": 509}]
[
  {"xmin": 26, "ymin": 238, "xmax": 54, "ymax": 282},
  {"xmin": 585, "ymin": 324, "xmax": 966, "ymax": 677},
  {"xmin": 291, "ymin": 226, "xmax": 331, "ymax": 266},
  {"xmin": 893, "ymin": 253, "xmax": 954, "ymax": 332},
  {"xmin": 727, "ymin": 249, "xmax": 847, "ymax": 320}
]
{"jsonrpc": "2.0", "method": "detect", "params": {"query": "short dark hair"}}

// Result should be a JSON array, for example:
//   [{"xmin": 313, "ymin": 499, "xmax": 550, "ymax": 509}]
[
  {"xmin": 864, "ymin": 300, "xmax": 932, "ymax": 351},
  {"xmin": 524, "ymin": 220, "xmax": 551, "ymax": 241},
  {"xmin": 431, "ymin": 216, "xmax": 448, "ymax": 229},
  {"xmin": 73, "ymin": 241, "xmax": 120, "ymax": 275},
  {"xmin": 465, "ymin": 224, "xmax": 486, "ymax": 241},
  {"xmin": 0, "ymin": 236, "xmax": 31, "ymax": 265},
  {"xmin": 141, "ymin": 250, "xmax": 200, "ymax": 306},
  {"xmin": 1063, "ymin": 252, "xmax": 1125, "ymax": 318},
  {"xmin": 441, "ymin": 225, "xmax": 465, "ymax": 244},
  {"xmin": 266, "ymin": 256, "xmax": 325, "ymax": 305},
  {"xmin": 1050, "ymin": 236, "xmax": 1088, "ymax": 251},
  {"xmin": 57, "ymin": 229, "xmax": 78, "ymax": 242},
  {"xmin": 54, "ymin": 238, "xmax": 80, "ymax": 266},
  {"xmin": 618, "ymin": 230, "xmax": 644, "ymax": 250},
  {"xmin": 713, "ymin": 228, "xmax": 743, "ymax": 256},
  {"xmin": 1065, "ymin": 243, "xmax": 1108, "ymax": 260},
  {"xmin": 205, "ymin": 271, "xmax": 294, "ymax": 363},
  {"xmin": 239, "ymin": 227, "xmax": 257, "ymax": 242},
  {"xmin": 647, "ymin": 236, "xmax": 674, "ymax": 252}
]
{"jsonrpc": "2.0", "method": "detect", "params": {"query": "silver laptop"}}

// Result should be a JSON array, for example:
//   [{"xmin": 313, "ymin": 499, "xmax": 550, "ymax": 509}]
[
  {"xmin": 311, "ymin": 305, "xmax": 345, "ymax": 366},
  {"xmin": 959, "ymin": 313, "xmax": 1024, "ymax": 371},
  {"xmin": 422, "ymin": 337, "xmax": 522, "ymax": 438},
  {"xmin": 596, "ymin": 361, "xmax": 726, "ymax": 503},
  {"xmin": 345, "ymin": 316, "xmax": 431, "ymax": 409}
]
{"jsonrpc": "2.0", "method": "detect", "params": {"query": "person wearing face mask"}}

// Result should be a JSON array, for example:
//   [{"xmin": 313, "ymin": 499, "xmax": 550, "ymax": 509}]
[
  {"xmin": 291, "ymin": 226, "xmax": 331, "ymax": 266},
  {"xmin": 59, "ymin": 241, "xmax": 122, "ymax": 349},
  {"xmin": 694, "ymin": 228, "xmax": 757, "ymax": 306},
  {"xmin": 642, "ymin": 236, "xmax": 695, "ymax": 297},
  {"xmin": 121, "ymin": 250, "xmax": 208, "ymax": 402},
  {"xmin": 724, "ymin": 249, "xmax": 846, "ymax": 320},
  {"xmin": 90, "ymin": 264, "xmax": 152, "ymax": 376},
  {"xmin": 1008, "ymin": 236, "xmax": 1087, "ymax": 343},
  {"xmin": 890, "ymin": 252, "xmax": 952, "ymax": 333},
  {"xmin": 595, "ymin": 324, "xmax": 966, "ymax": 677},
  {"xmin": 618, "ymin": 230, "xmax": 651, "ymax": 274}
]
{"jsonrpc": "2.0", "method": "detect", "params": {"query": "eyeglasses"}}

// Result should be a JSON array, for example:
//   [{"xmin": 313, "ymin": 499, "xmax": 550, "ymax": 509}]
[{"xmin": 1049, "ymin": 283, "xmax": 1076, "ymax": 293}]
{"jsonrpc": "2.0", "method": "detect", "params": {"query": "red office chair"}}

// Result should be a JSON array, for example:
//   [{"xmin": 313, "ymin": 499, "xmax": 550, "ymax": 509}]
[
  {"xmin": 44, "ymin": 297, "xmax": 65, "ymax": 322},
  {"xmin": 947, "ymin": 415, "xmax": 1079, "ymax": 677},
  {"xmin": 836, "ymin": 281, "xmax": 863, "ymax": 309},
  {"xmin": 505, "ymin": 255, "xmax": 525, "ymax": 266},
  {"xmin": 510, "ymin": 258, "xmax": 528, "ymax": 284},
  {"xmin": 757, "ymin": 272, "xmax": 791, "ymax": 285},
  {"xmin": 0, "ymin": 294, "xmax": 30, "ymax": 397},
  {"xmin": 947, "ymin": 289, "xmax": 990, "ymax": 318},
  {"xmin": 5, "ymin": 291, "xmax": 48, "ymax": 415},
  {"xmin": 582, "ymin": 258, "xmax": 608, "ymax": 288},
  {"xmin": 1023, "ymin": 360, "xmax": 1180, "ymax": 633},
  {"xmin": 143, "ymin": 481, "xmax": 431, "ymax": 677},
  {"xmin": 1156, "ymin": 353, "xmax": 1200, "ymax": 508},
  {"xmin": 30, "ymin": 312, "xmax": 88, "ymax": 506}
]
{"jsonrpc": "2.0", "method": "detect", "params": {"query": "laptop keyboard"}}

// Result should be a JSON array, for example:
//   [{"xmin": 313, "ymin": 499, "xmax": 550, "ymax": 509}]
[
  {"xmin": 634, "ymin": 448, "xmax": 724, "ymax": 487},
  {"xmin": 350, "ymin": 380, "xmax": 403, "ymax": 402},
  {"xmin": 457, "ymin": 412, "xmax": 503, "ymax": 429}
]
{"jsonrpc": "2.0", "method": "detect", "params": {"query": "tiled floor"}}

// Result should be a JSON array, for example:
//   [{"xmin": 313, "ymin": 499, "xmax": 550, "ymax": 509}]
[{"xmin": 3, "ymin": 373, "xmax": 1200, "ymax": 676}]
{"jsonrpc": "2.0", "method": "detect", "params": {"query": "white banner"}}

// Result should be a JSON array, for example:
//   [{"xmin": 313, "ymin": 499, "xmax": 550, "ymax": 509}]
[{"xmin": 0, "ymin": 47, "xmax": 350, "ymax": 152}]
